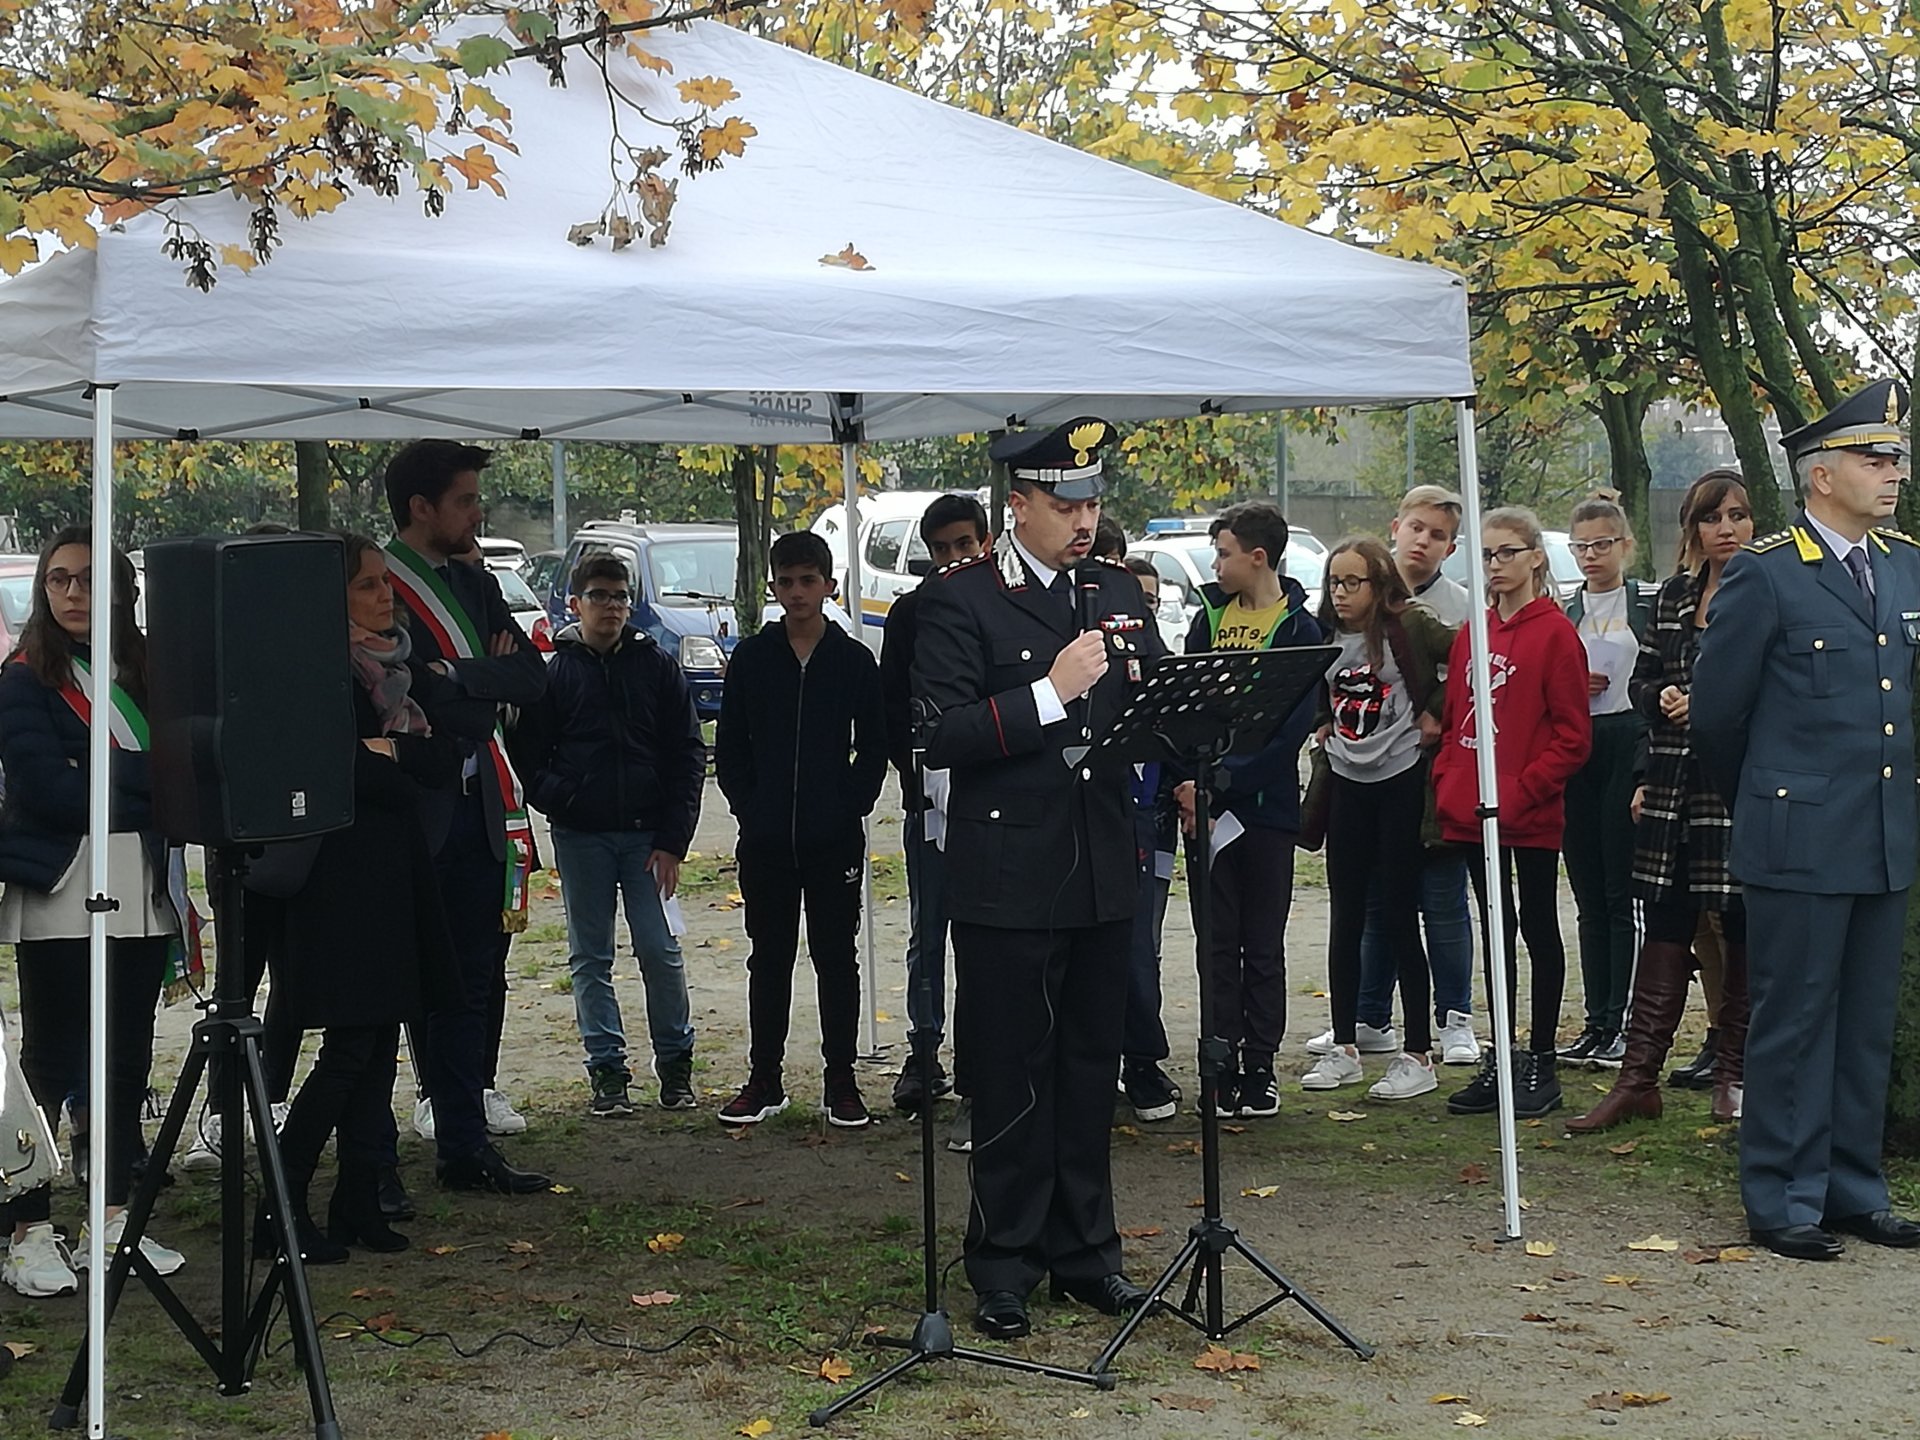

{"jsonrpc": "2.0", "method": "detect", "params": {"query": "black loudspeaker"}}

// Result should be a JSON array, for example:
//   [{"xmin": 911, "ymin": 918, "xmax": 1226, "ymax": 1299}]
[{"xmin": 146, "ymin": 534, "xmax": 356, "ymax": 845}]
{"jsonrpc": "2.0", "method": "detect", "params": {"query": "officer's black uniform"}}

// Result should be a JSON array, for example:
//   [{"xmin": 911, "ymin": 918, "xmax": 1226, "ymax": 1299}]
[{"xmin": 913, "ymin": 418, "xmax": 1163, "ymax": 1335}]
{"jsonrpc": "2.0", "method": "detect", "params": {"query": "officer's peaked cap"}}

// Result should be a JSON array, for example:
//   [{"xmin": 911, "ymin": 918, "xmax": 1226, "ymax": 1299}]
[
  {"xmin": 990, "ymin": 417, "xmax": 1117, "ymax": 501},
  {"xmin": 1779, "ymin": 379, "xmax": 1909, "ymax": 462}
]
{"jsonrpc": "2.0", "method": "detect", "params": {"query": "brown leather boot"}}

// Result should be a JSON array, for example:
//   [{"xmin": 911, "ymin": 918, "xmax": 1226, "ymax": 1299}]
[
  {"xmin": 1568, "ymin": 940, "xmax": 1692, "ymax": 1134},
  {"xmin": 1712, "ymin": 940, "xmax": 1748, "ymax": 1124}
]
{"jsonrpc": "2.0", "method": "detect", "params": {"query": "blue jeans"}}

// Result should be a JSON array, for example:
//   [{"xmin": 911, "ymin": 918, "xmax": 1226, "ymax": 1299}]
[
  {"xmin": 551, "ymin": 826, "xmax": 695, "ymax": 1076},
  {"xmin": 903, "ymin": 811, "xmax": 960, "ymax": 1082},
  {"xmin": 1359, "ymin": 850, "xmax": 1474, "ymax": 1029}
]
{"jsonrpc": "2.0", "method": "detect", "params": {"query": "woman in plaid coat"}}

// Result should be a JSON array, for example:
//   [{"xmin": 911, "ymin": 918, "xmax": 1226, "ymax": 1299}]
[{"xmin": 1571, "ymin": 470, "xmax": 1754, "ymax": 1133}]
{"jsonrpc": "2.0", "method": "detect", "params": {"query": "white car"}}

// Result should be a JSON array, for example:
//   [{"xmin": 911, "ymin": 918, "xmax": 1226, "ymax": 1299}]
[
  {"xmin": 1442, "ymin": 527, "xmax": 1583, "ymax": 602},
  {"xmin": 476, "ymin": 536, "xmax": 528, "ymax": 573},
  {"xmin": 812, "ymin": 490, "xmax": 976, "ymax": 639},
  {"xmin": 1132, "ymin": 527, "xmax": 1329, "ymax": 647},
  {"xmin": 493, "ymin": 565, "xmax": 554, "ymax": 652}
]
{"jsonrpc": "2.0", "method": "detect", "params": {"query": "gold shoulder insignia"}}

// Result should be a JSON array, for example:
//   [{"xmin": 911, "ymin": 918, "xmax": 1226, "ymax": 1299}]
[
  {"xmin": 933, "ymin": 552, "xmax": 990, "ymax": 578},
  {"xmin": 1873, "ymin": 526, "xmax": 1920, "ymax": 548},
  {"xmin": 1094, "ymin": 553, "xmax": 1126, "ymax": 568},
  {"xmin": 1747, "ymin": 530, "xmax": 1793, "ymax": 554},
  {"xmin": 1789, "ymin": 526, "xmax": 1824, "ymax": 562}
]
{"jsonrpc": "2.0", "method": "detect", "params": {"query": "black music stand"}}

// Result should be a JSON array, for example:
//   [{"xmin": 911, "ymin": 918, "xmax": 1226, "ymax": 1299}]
[
  {"xmin": 52, "ymin": 850, "xmax": 343, "ymax": 1439},
  {"xmin": 810, "ymin": 702, "xmax": 1110, "ymax": 1427},
  {"xmin": 1085, "ymin": 646, "xmax": 1374, "ymax": 1375}
]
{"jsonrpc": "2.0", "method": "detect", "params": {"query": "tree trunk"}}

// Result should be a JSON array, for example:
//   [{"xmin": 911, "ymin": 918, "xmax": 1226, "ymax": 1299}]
[
  {"xmin": 732, "ymin": 445, "xmax": 769, "ymax": 639},
  {"xmin": 1594, "ymin": 381, "xmax": 1655, "ymax": 572},
  {"xmin": 294, "ymin": 440, "xmax": 331, "ymax": 530}
]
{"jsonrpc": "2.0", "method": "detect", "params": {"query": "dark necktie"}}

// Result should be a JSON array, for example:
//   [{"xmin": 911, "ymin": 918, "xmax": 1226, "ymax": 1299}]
[
  {"xmin": 1844, "ymin": 547, "xmax": 1874, "ymax": 603},
  {"xmin": 1048, "ymin": 570, "xmax": 1074, "ymax": 625}
]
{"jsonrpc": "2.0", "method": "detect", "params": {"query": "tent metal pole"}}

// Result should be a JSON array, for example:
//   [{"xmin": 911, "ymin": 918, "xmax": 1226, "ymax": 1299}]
[
  {"xmin": 86, "ymin": 384, "xmax": 116, "ymax": 1437},
  {"xmin": 551, "ymin": 441, "xmax": 568, "ymax": 549},
  {"xmin": 1454, "ymin": 398, "xmax": 1524, "ymax": 1241},
  {"xmin": 843, "ymin": 435, "xmax": 881, "ymax": 1060}
]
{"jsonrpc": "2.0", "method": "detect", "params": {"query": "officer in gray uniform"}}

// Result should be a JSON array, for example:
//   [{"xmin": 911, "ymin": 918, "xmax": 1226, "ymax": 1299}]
[{"xmin": 1693, "ymin": 378, "xmax": 1920, "ymax": 1261}]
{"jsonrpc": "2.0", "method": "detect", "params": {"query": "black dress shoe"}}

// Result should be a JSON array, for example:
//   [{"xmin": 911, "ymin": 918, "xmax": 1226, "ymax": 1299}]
[
  {"xmin": 377, "ymin": 1164, "xmax": 416, "ymax": 1222},
  {"xmin": 435, "ymin": 1143, "xmax": 552, "ymax": 1195},
  {"xmin": 1048, "ymin": 1272, "xmax": 1149, "ymax": 1316},
  {"xmin": 1825, "ymin": 1210, "xmax": 1920, "ymax": 1248},
  {"xmin": 1751, "ymin": 1224, "xmax": 1844, "ymax": 1261},
  {"xmin": 973, "ymin": 1290, "xmax": 1031, "ymax": 1340}
]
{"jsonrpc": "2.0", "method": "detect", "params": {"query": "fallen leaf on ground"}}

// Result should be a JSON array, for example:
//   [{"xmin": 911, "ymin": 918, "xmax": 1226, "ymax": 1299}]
[
  {"xmin": 1716, "ymin": 1246, "xmax": 1753, "ymax": 1262},
  {"xmin": 1586, "ymin": 1393, "xmax": 1626, "ymax": 1412},
  {"xmin": 1537, "ymin": 1137, "xmax": 1558, "ymax": 1149},
  {"xmin": 893, "ymin": 1172, "xmax": 913, "ymax": 1183},
  {"xmin": 818, "ymin": 1354, "xmax": 853, "ymax": 1383},
  {"xmin": 1608, "ymin": 1140, "xmax": 1639, "ymax": 1155},
  {"xmin": 1520, "ymin": 1312, "xmax": 1556, "ymax": 1323},
  {"xmin": 1429, "ymin": 1393, "xmax": 1471, "ymax": 1404},
  {"xmin": 1696, "ymin": 1125, "xmax": 1725, "ymax": 1140},
  {"xmin": 1682, "ymin": 1248, "xmax": 1719, "ymax": 1265},
  {"xmin": 647, "ymin": 1232, "xmax": 686, "ymax": 1254},
  {"xmin": 505, "ymin": 1240, "xmax": 537, "ymax": 1254},
  {"xmin": 727, "ymin": 1127, "xmax": 754, "ymax": 1142},
  {"xmin": 366, "ymin": 1312, "xmax": 400, "ymax": 1333},
  {"xmin": 738, "ymin": 1420, "xmax": 774, "ymax": 1438},
  {"xmin": 1550, "ymin": 1269, "xmax": 1583, "ymax": 1282},
  {"xmin": 1524, "ymin": 1240, "xmax": 1556, "ymax": 1257},
  {"xmin": 425, "ymin": 1244, "xmax": 463, "ymax": 1256},
  {"xmin": 1115, "ymin": 1125, "xmax": 1141, "ymax": 1138},
  {"xmin": 1192, "ymin": 1344, "xmax": 1260, "ymax": 1373},
  {"xmin": 1067, "ymin": 1407, "xmax": 1090, "ymax": 1418},
  {"xmin": 1870, "ymin": 1336, "xmax": 1901, "ymax": 1345},
  {"xmin": 1222, "ymin": 1124, "xmax": 1247, "ymax": 1134},
  {"xmin": 630, "ymin": 1291, "xmax": 678, "ymax": 1307},
  {"xmin": 1119, "ymin": 1226, "xmax": 1163, "ymax": 1239},
  {"xmin": 549, "ymin": 1184, "xmax": 576, "ymax": 1194},
  {"xmin": 1458, "ymin": 1163, "xmax": 1489, "ymax": 1185},
  {"xmin": 1242, "ymin": 1185, "xmax": 1279, "ymax": 1198},
  {"xmin": 1360, "ymin": 1142, "xmax": 1377, "ymax": 1152},
  {"xmin": 1327, "ymin": 1110, "xmax": 1367, "ymax": 1122},
  {"xmin": 1522, "ymin": 1118, "xmax": 1542, "ymax": 1128},
  {"xmin": 1628, "ymin": 1234, "xmax": 1680, "ymax": 1252},
  {"xmin": 1602, "ymin": 1274, "xmax": 1645, "ymax": 1287},
  {"xmin": 721, "ymin": 1196, "xmax": 767, "ymax": 1210},
  {"xmin": 1152, "ymin": 1392, "xmax": 1217, "ymax": 1412},
  {"xmin": 1455, "ymin": 1413, "xmax": 1488, "ymax": 1427},
  {"xmin": 1622, "ymin": 1393, "xmax": 1672, "ymax": 1407},
  {"xmin": 1166, "ymin": 1140, "xmax": 1202, "ymax": 1155},
  {"xmin": 1511, "ymin": 1282, "xmax": 1544, "ymax": 1292},
  {"xmin": 4, "ymin": 1341, "xmax": 34, "ymax": 1358},
  {"xmin": 1186, "ymin": 1197, "xmax": 1206, "ymax": 1208}
]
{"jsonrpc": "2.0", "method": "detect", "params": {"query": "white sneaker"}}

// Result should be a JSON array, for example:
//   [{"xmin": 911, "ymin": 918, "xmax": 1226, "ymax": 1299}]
[
  {"xmin": 1369, "ymin": 1053, "xmax": 1438, "ymax": 1101},
  {"xmin": 3, "ymin": 1223, "xmax": 77, "ymax": 1297},
  {"xmin": 1438, "ymin": 1011, "xmax": 1482, "ymax": 1066},
  {"xmin": 412, "ymin": 1097, "xmax": 436, "ymax": 1141},
  {"xmin": 180, "ymin": 1113, "xmax": 223, "ymax": 1171},
  {"xmin": 76, "ymin": 1213, "xmax": 185, "ymax": 1277},
  {"xmin": 1306, "ymin": 1022, "xmax": 1397, "ymax": 1057},
  {"xmin": 484, "ymin": 1088, "xmax": 528, "ymax": 1136},
  {"xmin": 1300, "ymin": 1047, "xmax": 1365, "ymax": 1090}
]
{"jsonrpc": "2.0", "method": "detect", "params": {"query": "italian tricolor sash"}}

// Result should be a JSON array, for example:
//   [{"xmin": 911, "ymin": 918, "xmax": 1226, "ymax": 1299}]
[
  {"xmin": 60, "ymin": 658, "xmax": 206, "ymax": 1002},
  {"xmin": 383, "ymin": 539, "xmax": 535, "ymax": 934}
]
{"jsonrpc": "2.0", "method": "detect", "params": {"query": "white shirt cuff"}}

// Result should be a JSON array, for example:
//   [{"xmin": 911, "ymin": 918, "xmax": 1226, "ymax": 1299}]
[{"xmin": 1030, "ymin": 677, "xmax": 1067, "ymax": 725}]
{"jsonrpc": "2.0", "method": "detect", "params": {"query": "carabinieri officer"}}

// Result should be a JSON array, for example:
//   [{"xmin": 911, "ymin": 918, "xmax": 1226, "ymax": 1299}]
[
  {"xmin": 913, "ymin": 418, "xmax": 1163, "ymax": 1339},
  {"xmin": 1693, "ymin": 377, "xmax": 1920, "ymax": 1261}
]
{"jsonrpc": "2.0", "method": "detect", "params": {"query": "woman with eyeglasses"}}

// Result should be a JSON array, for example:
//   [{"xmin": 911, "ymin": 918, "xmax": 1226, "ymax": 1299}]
[
  {"xmin": 1570, "ymin": 470, "xmax": 1753, "ymax": 1133},
  {"xmin": 1432, "ymin": 507, "xmax": 1592, "ymax": 1119},
  {"xmin": 264, "ymin": 533, "xmax": 463, "ymax": 1261},
  {"xmin": 1558, "ymin": 494, "xmax": 1661, "ymax": 1066},
  {"xmin": 1304, "ymin": 537, "xmax": 1459, "ymax": 1101},
  {"xmin": 0, "ymin": 527, "xmax": 190, "ymax": 1298}
]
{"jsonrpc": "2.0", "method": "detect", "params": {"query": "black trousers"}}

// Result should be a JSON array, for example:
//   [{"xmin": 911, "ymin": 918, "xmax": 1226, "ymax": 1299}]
[
  {"xmin": 276, "ymin": 1024, "xmax": 402, "ymax": 1210},
  {"xmin": 1326, "ymin": 765, "xmax": 1433, "ymax": 1054},
  {"xmin": 239, "ymin": 889, "xmax": 302, "ymax": 1105},
  {"xmin": 1563, "ymin": 712, "xmax": 1642, "ymax": 1035},
  {"xmin": 1464, "ymin": 844, "xmax": 1567, "ymax": 1054},
  {"xmin": 953, "ymin": 917, "xmax": 1129, "ymax": 1296},
  {"xmin": 1188, "ymin": 822, "xmax": 1294, "ymax": 1066},
  {"xmin": 6, "ymin": 936, "xmax": 169, "ymax": 1224},
  {"xmin": 738, "ymin": 834, "xmax": 864, "ymax": 1078},
  {"xmin": 425, "ymin": 790, "xmax": 513, "ymax": 1161}
]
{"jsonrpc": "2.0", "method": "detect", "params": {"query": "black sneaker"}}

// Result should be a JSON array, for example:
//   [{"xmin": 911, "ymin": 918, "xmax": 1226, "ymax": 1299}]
[
  {"xmin": 1122, "ymin": 1062, "xmax": 1179, "ymax": 1123},
  {"xmin": 891, "ymin": 1056, "xmax": 951, "ymax": 1114},
  {"xmin": 1446, "ymin": 1048, "xmax": 1503, "ymax": 1115},
  {"xmin": 655, "ymin": 1054, "xmax": 696, "ymax": 1111},
  {"xmin": 588, "ymin": 1066, "xmax": 634, "ymax": 1118},
  {"xmin": 1588, "ymin": 1032, "xmax": 1626, "ymax": 1067},
  {"xmin": 1206, "ymin": 1067, "xmax": 1241, "ymax": 1119},
  {"xmin": 1514, "ymin": 1050, "xmax": 1563, "ymax": 1118},
  {"xmin": 718, "ymin": 1075, "xmax": 788, "ymax": 1126},
  {"xmin": 1237, "ymin": 1066, "xmax": 1281, "ymax": 1118},
  {"xmin": 823, "ymin": 1069, "xmax": 872, "ymax": 1129},
  {"xmin": 1558, "ymin": 1026, "xmax": 1606, "ymax": 1061}
]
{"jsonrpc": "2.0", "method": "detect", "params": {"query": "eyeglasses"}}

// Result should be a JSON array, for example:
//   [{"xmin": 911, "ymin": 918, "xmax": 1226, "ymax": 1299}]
[
  {"xmin": 1326, "ymin": 575, "xmax": 1371, "ymax": 594},
  {"xmin": 1568, "ymin": 537, "xmax": 1622, "ymax": 558},
  {"xmin": 1481, "ymin": 545, "xmax": 1537, "ymax": 566},
  {"xmin": 44, "ymin": 570, "xmax": 91, "ymax": 595},
  {"xmin": 580, "ymin": 588, "xmax": 632, "ymax": 609}
]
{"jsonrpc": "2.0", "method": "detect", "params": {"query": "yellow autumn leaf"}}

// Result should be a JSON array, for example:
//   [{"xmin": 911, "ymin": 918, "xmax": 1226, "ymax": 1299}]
[
  {"xmin": 677, "ymin": 75, "xmax": 740, "ymax": 108},
  {"xmin": 737, "ymin": 1421, "xmax": 773, "ymax": 1438},
  {"xmin": 818, "ymin": 1354, "xmax": 853, "ymax": 1383},
  {"xmin": 1430, "ymin": 1393, "xmax": 1471, "ymax": 1404},
  {"xmin": 1455, "ymin": 1413, "xmax": 1489, "ymax": 1427},
  {"xmin": 1524, "ymin": 1239, "xmax": 1556, "ymax": 1257},
  {"xmin": 698, "ymin": 116, "xmax": 758, "ymax": 162},
  {"xmin": 1627, "ymin": 1234, "xmax": 1680, "ymax": 1252},
  {"xmin": 1715, "ymin": 1246, "xmax": 1753, "ymax": 1262},
  {"xmin": 1326, "ymin": 1110, "xmax": 1368, "ymax": 1122}
]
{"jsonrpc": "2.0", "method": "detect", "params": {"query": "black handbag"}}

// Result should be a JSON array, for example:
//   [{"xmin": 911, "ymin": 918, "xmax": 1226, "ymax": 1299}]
[{"xmin": 1296, "ymin": 740, "xmax": 1331, "ymax": 852}]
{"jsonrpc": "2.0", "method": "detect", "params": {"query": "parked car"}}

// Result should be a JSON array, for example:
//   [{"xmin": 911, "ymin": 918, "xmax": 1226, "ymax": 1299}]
[
  {"xmin": 523, "ymin": 549, "xmax": 565, "ymax": 598},
  {"xmin": 1442, "ymin": 527, "xmax": 1583, "ymax": 601},
  {"xmin": 811, "ymin": 490, "xmax": 969, "ymax": 637},
  {"xmin": 543, "ymin": 520, "xmax": 854, "ymax": 721},
  {"xmin": 0, "ymin": 553, "xmax": 38, "ymax": 656},
  {"xmin": 1132, "ymin": 527, "xmax": 1329, "ymax": 642},
  {"xmin": 476, "ymin": 536, "xmax": 528, "ymax": 573},
  {"xmin": 493, "ymin": 565, "xmax": 554, "ymax": 653}
]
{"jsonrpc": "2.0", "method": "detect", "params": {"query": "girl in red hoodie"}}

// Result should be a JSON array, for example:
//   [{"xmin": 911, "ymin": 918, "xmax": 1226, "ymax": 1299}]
[{"xmin": 1433, "ymin": 506, "xmax": 1592, "ymax": 1118}]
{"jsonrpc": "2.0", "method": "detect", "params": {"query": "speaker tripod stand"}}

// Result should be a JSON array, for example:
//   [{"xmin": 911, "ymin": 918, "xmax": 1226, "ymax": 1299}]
[
  {"xmin": 1085, "ymin": 647, "xmax": 1373, "ymax": 1376},
  {"xmin": 52, "ymin": 848, "xmax": 343, "ymax": 1439}
]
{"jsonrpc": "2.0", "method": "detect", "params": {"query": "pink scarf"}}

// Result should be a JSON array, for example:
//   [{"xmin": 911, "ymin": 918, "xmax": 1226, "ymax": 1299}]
[{"xmin": 349, "ymin": 624, "xmax": 430, "ymax": 736}]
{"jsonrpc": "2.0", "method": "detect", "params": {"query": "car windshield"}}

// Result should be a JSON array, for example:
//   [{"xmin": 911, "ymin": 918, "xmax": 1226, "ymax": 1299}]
[
  {"xmin": 494, "ymin": 569, "xmax": 541, "ymax": 609},
  {"xmin": 0, "ymin": 574, "xmax": 33, "ymax": 628},
  {"xmin": 649, "ymin": 539, "xmax": 737, "ymax": 605}
]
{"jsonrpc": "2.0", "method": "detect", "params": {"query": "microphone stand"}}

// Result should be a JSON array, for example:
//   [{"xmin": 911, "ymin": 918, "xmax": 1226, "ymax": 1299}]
[{"xmin": 809, "ymin": 699, "xmax": 1110, "ymax": 1426}]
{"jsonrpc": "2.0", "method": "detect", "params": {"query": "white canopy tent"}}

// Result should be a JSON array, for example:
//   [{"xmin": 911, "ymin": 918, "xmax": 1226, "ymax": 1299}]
[{"xmin": 0, "ymin": 20, "xmax": 1520, "ymax": 1433}]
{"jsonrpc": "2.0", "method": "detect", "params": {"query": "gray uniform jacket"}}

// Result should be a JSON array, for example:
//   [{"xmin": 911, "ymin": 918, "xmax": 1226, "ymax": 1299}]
[{"xmin": 1691, "ymin": 515, "xmax": 1920, "ymax": 895}]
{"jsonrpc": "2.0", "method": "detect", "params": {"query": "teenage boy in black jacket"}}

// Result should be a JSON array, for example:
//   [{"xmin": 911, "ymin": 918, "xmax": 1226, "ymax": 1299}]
[
  {"xmin": 516, "ymin": 552, "xmax": 705, "ymax": 1118},
  {"xmin": 715, "ymin": 531, "xmax": 887, "ymax": 1128}
]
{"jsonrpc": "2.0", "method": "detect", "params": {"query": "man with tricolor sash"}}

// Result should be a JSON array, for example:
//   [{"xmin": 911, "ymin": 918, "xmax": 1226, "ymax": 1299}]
[{"xmin": 384, "ymin": 441, "xmax": 552, "ymax": 1196}]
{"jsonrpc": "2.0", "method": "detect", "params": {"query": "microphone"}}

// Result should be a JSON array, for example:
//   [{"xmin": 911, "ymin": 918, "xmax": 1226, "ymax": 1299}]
[{"xmin": 1074, "ymin": 562, "xmax": 1102, "ymax": 633}]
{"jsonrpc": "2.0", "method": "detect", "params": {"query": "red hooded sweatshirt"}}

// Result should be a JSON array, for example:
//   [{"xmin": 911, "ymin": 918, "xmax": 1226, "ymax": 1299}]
[{"xmin": 1433, "ymin": 596, "xmax": 1593, "ymax": 849}]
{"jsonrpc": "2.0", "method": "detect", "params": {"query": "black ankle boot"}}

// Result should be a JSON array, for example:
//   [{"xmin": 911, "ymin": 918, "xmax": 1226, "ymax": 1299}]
[
  {"xmin": 1514, "ymin": 1050, "xmax": 1562, "ymax": 1119},
  {"xmin": 253, "ymin": 1199, "xmax": 349, "ymax": 1265},
  {"xmin": 329, "ymin": 1163, "xmax": 409, "ymax": 1253},
  {"xmin": 1669, "ymin": 1028, "xmax": 1718, "ymax": 1090}
]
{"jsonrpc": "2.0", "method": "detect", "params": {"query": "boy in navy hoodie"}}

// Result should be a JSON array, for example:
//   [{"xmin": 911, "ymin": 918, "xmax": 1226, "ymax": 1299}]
[{"xmin": 1175, "ymin": 502, "xmax": 1323, "ymax": 1118}]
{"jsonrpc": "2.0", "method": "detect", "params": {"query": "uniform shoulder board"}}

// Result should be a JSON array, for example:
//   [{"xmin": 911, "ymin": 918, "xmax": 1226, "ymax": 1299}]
[
  {"xmin": 1746, "ymin": 530, "xmax": 1794, "ymax": 554},
  {"xmin": 1873, "ymin": 526, "xmax": 1920, "ymax": 548},
  {"xmin": 1094, "ymin": 553, "xmax": 1127, "ymax": 569},
  {"xmin": 932, "ymin": 552, "xmax": 989, "ymax": 578}
]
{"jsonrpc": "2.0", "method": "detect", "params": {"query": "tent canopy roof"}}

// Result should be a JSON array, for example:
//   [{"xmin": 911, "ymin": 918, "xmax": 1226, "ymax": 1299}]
[{"xmin": 0, "ymin": 21, "xmax": 1471, "ymax": 443}]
